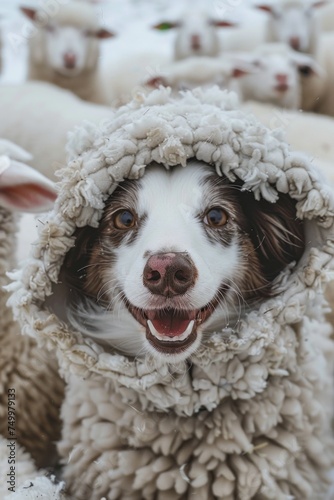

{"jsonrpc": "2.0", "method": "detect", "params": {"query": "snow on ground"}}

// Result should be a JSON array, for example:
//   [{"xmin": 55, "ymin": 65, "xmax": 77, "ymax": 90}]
[{"xmin": 0, "ymin": 0, "xmax": 256, "ymax": 263}]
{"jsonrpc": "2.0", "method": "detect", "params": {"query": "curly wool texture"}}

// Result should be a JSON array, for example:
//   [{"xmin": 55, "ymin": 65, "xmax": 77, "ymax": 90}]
[
  {"xmin": 0, "ymin": 205, "xmax": 64, "ymax": 470},
  {"xmin": 8, "ymin": 87, "xmax": 334, "ymax": 499}
]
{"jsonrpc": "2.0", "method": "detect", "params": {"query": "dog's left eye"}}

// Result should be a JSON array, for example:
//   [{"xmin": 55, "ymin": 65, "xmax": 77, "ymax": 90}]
[
  {"xmin": 113, "ymin": 210, "xmax": 136, "ymax": 229},
  {"xmin": 204, "ymin": 207, "xmax": 228, "ymax": 227}
]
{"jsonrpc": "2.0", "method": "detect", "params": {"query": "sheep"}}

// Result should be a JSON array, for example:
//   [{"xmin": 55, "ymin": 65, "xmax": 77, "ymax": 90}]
[
  {"xmin": 145, "ymin": 44, "xmax": 323, "ymax": 111},
  {"xmin": 142, "ymin": 56, "xmax": 258, "ymax": 102},
  {"xmin": 256, "ymin": 0, "xmax": 327, "ymax": 55},
  {"xmin": 233, "ymin": 43, "xmax": 323, "ymax": 110},
  {"xmin": 0, "ymin": 140, "xmax": 64, "ymax": 469},
  {"xmin": 105, "ymin": 52, "xmax": 259, "ymax": 107},
  {"xmin": 0, "ymin": 82, "xmax": 113, "ymax": 180},
  {"xmin": 20, "ymin": 2, "xmax": 115, "ymax": 104},
  {"xmin": 142, "ymin": 42, "xmax": 325, "ymax": 112},
  {"xmin": 152, "ymin": 7, "xmax": 236, "ymax": 60}
]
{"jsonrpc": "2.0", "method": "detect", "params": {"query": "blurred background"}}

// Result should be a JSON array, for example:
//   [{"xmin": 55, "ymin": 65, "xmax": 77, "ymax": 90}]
[{"xmin": 0, "ymin": 0, "xmax": 261, "ymax": 84}]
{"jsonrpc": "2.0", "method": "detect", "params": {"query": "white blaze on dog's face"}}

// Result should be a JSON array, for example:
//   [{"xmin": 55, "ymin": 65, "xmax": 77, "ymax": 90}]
[{"xmin": 65, "ymin": 161, "xmax": 304, "ymax": 363}]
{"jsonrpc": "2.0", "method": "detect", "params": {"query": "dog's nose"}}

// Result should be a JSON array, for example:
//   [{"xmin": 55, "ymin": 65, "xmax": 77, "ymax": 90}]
[{"xmin": 143, "ymin": 253, "xmax": 196, "ymax": 296}]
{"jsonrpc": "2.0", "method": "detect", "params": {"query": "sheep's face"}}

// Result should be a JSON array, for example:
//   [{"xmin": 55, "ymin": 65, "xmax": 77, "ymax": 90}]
[
  {"xmin": 245, "ymin": 53, "xmax": 301, "ymax": 106},
  {"xmin": 258, "ymin": 1, "xmax": 326, "ymax": 53},
  {"xmin": 153, "ymin": 12, "xmax": 235, "ymax": 61},
  {"xmin": 63, "ymin": 161, "xmax": 304, "ymax": 364},
  {"xmin": 239, "ymin": 49, "xmax": 319, "ymax": 109},
  {"xmin": 20, "ymin": 7, "xmax": 115, "ymax": 77},
  {"xmin": 174, "ymin": 14, "xmax": 221, "ymax": 60},
  {"xmin": 43, "ymin": 24, "xmax": 99, "ymax": 76},
  {"xmin": 272, "ymin": 6, "xmax": 314, "ymax": 53}
]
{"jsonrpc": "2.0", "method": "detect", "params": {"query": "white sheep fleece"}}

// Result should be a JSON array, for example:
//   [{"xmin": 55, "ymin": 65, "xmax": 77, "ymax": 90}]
[
  {"xmin": 8, "ymin": 87, "xmax": 334, "ymax": 499},
  {"xmin": 0, "ymin": 82, "xmax": 112, "ymax": 180}
]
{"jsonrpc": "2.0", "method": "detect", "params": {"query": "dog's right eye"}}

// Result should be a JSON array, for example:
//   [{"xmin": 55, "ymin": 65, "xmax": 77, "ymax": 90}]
[
  {"xmin": 204, "ymin": 207, "xmax": 228, "ymax": 228},
  {"xmin": 112, "ymin": 210, "xmax": 136, "ymax": 230}
]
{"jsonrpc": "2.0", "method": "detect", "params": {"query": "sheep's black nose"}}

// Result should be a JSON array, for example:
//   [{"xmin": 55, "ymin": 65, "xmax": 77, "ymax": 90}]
[{"xmin": 143, "ymin": 252, "xmax": 196, "ymax": 296}]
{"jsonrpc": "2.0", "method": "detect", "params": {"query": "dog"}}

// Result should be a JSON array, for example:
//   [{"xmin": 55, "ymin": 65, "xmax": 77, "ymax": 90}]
[{"xmin": 63, "ymin": 160, "xmax": 305, "ymax": 363}]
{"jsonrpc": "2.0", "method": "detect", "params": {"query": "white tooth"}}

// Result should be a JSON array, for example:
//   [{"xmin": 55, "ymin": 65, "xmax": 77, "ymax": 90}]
[{"xmin": 147, "ymin": 320, "xmax": 195, "ymax": 342}]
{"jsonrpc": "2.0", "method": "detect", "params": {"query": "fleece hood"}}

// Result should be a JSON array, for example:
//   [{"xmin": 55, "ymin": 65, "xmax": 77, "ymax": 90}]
[{"xmin": 9, "ymin": 87, "xmax": 334, "ymax": 418}]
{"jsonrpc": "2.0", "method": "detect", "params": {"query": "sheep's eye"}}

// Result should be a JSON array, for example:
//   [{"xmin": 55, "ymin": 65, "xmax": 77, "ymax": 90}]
[
  {"xmin": 154, "ymin": 22, "xmax": 180, "ymax": 31},
  {"xmin": 253, "ymin": 60, "xmax": 263, "ymax": 69},
  {"xmin": 298, "ymin": 65, "xmax": 312, "ymax": 76},
  {"xmin": 113, "ymin": 210, "xmax": 136, "ymax": 230},
  {"xmin": 204, "ymin": 207, "xmax": 228, "ymax": 228}
]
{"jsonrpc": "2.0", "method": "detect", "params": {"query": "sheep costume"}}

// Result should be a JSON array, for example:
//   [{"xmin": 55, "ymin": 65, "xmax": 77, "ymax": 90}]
[{"xmin": 8, "ymin": 87, "xmax": 334, "ymax": 499}]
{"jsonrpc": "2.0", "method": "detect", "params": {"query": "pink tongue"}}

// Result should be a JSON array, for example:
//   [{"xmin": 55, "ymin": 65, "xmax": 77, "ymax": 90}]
[{"xmin": 148, "ymin": 311, "xmax": 193, "ymax": 338}]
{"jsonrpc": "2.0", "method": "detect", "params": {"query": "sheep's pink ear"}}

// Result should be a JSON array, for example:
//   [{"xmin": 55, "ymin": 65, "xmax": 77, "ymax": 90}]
[
  {"xmin": 210, "ymin": 20, "xmax": 237, "ymax": 28},
  {"xmin": 232, "ymin": 67, "xmax": 252, "ymax": 78},
  {"xmin": 0, "ymin": 160, "xmax": 57, "ymax": 213},
  {"xmin": 146, "ymin": 76, "xmax": 168, "ymax": 88},
  {"xmin": 95, "ymin": 28, "xmax": 116, "ymax": 39},
  {"xmin": 230, "ymin": 59, "xmax": 260, "ymax": 78},
  {"xmin": 152, "ymin": 21, "xmax": 181, "ymax": 31},
  {"xmin": 256, "ymin": 5, "xmax": 275, "ymax": 13},
  {"xmin": 20, "ymin": 6, "xmax": 38, "ymax": 21},
  {"xmin": 311, "ymin": 1, "xmax": 327, "ymax": 8}
]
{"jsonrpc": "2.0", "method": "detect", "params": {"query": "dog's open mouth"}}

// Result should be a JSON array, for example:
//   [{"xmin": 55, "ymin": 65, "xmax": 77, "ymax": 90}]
[{"xmin": 125, "ymin": 300, "xmax": 216, "ymax": 355}]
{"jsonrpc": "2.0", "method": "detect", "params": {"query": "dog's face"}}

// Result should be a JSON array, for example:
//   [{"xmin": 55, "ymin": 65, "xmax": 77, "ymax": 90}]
[{"xmin": 64, "ymin": 161, "xmax": 305, "ymax": 363}]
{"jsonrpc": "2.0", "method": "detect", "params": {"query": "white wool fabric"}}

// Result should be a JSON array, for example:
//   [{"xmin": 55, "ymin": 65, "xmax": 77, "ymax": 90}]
[
  {"xmin": 8, "ymin": 87, "xmax": 334, "ymax": 499},
  {"xmin": 0, "ymin": 436, "xmax": 65, "ymax": 500},
  {"xmin": 4, "ymin": 476, "xmax": 66, "ymax": 500}
]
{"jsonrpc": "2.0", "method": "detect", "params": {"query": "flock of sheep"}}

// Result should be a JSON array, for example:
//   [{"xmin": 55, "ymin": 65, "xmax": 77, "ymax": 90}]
[
  {"xmin": 1, "ymin": 0, "xmax": 334, "ymax": 179},
  {"xmin": 2, "ymin": 0, "xmax": 334, "ymax": 496}
]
